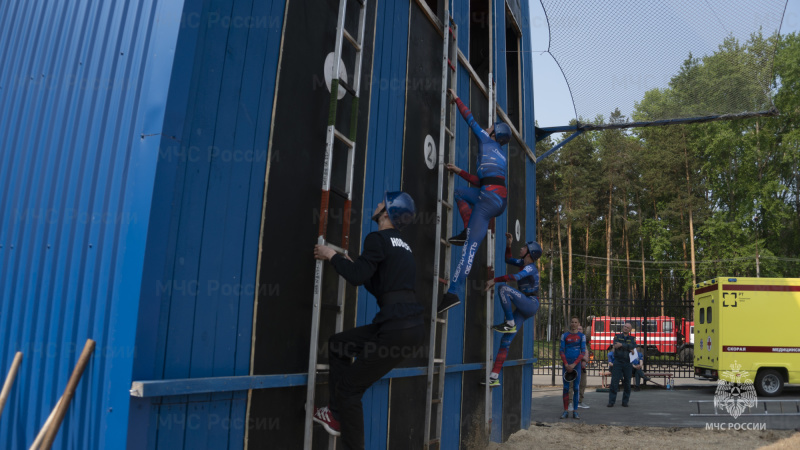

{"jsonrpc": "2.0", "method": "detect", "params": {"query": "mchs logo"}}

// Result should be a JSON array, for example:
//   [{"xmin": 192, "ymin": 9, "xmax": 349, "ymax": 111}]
[{"xmin": 714, "ymin": 360, "xmax": 757, "ymax": 419}]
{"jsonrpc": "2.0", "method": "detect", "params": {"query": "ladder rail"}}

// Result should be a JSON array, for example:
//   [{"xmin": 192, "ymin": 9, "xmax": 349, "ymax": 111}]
[
  {"xmin": 424, "ymin": 0, "xmax": 452, "ymax": 445},
  {"xmin": 425, "ymin": 1, "xmax": 459, "ymax": 447},
  {"xmin": 484, "ymin": 227, "xmax": 494, "ymax": 436},
  {"xmin": 306, "ymin": 241, "xmax": 328, "ymax": 449},
  {"xmin": 434, "ymin": 17, "xmax": 459, "ymax": 449},
  {"xmin": 484, "ymin": 72, "xmax": 495, "ymax": 438}
]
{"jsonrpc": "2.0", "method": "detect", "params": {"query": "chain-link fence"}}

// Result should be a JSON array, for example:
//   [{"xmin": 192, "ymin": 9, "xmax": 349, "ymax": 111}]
[{"xmin": 532, "ymin": 297, "xmax": 696, "ymax": 383}]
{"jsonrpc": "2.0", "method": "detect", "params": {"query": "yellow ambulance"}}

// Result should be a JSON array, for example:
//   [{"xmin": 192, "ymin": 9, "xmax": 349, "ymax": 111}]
[{"xmin": 693, "ymin": 277, "xmax": 800, "ymax": 396}]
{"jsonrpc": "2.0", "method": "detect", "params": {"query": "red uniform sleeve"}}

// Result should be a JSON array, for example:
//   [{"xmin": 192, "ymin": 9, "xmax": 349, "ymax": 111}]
[{"xmin": 458, "ymin": 170, "xmax": 480, "ymax": 186}]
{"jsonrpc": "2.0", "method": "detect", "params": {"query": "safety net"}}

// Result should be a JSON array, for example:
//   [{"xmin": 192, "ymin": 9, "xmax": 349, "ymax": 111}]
[{"xmin": 539, "ymin": 0, "xmax": 788, "ymax": 130}]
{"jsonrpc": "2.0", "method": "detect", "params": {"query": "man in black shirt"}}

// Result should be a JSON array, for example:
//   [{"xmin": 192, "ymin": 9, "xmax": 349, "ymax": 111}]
[{"xmin": 312, "ymin": 191, "xmax": 423, "ymax": 450}]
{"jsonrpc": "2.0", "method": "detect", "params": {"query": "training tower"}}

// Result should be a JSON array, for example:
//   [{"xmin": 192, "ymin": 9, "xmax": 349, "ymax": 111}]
[{"xmin": 0, "ymin": 0, "xmax": 538, "ymax": 448}]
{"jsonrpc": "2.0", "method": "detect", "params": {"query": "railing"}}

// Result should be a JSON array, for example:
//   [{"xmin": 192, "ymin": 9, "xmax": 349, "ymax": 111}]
[{"xmin": 531, "ymin": 297, "xmax": 696, "ymax": 381}]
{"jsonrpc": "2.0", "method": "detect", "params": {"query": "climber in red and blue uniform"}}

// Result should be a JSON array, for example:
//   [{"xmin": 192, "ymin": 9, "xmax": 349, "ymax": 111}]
[
  {"xmin": 437, "ymin": 88, "xmax": 512, "ymax": 314},
  {"xmin": 480, "ymin": 234, "xmax": 541, "ymax": 387}
]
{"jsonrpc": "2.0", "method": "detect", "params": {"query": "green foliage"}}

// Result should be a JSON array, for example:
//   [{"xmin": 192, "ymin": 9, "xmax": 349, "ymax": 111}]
[{"xmin": 538, "ymin": 33, "xmax": 800, "ymax": 301}]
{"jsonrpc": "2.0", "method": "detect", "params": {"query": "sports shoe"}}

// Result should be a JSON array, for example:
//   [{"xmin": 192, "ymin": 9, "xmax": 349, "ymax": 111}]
[
  {"xmin": 633, "ymin": 386, "xmax": 640, "ymax": 392},
  {"xmin": 437, "ymin": 292, "xmax": 461, "ymax": 314},
  {"xmin": 479, "ymin": 377, "xmax": 500, "ymax": 387},
  {"xmin": 491, "ymin": 322, "xmax": 517, "ymax": 333},
  {"xmin": 578, "ymin": 402, "xmax": 590, "ymax": 409},
  {"xmin": 573, "ymin": 411, "xmax": 580, "ymax": 419},
  {"xmin": 313, "ymin": 406, "xmax": 341, "ymax": 436},
  {"xmin": 560, "ymin": 411, "xmax": 569, "ymax": 419},
  {"xmin": 621, "ymin": 403, "xmax": 629, "ymax": 407},
  {"xmin": 606, "ymin": 403, "xmax": 614, "ymax": 407},
  {"xmin": 447, "ymin": 230, "xmax": 468, "ymax": 246},
  {"xmin": 568, "ymin": 404, "xmax": 574, "ymax": 411}
]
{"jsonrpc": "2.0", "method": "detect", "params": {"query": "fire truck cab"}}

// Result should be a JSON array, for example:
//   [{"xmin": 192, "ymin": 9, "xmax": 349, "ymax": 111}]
[{"xmin": 693, "ymin": 277, "xmax": 800, "ymax": 397}]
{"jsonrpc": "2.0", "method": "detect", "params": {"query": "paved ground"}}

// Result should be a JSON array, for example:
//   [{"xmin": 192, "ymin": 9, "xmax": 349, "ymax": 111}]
[{"xmin": 530, "ymin": 375, "xmax": 800, "ymax": 430}]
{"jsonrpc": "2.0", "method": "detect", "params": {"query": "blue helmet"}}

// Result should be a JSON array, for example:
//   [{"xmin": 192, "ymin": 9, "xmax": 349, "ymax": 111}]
[
  {"xmin": 493, "ymin": 122, "xmax": 511, "ymax": 145},
  {"xmin": 525, "ymin": 241, "xmax": 542, "ymax": 260},
  {"xmin": 383, "ymin": 191, "xmax": 416, "ymax": 230}
]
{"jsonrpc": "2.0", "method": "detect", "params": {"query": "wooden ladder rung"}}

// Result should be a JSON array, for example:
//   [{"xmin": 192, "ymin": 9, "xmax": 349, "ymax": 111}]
[
  {"xmin": 333, "ymin": 128, "xmax": 355, "ymax": 148},
  {"xmin": 343, "ymin": 29, "xmax": 362, "ymax": 51}
]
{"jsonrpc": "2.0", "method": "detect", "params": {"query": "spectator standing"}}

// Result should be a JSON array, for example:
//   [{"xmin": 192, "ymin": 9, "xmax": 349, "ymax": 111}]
[{"xmin": 607, "ymin": 322, "xmax": 636, "ymax": 407}]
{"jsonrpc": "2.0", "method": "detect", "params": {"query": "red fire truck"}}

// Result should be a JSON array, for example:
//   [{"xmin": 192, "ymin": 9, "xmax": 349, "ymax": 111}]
[
  {"xmin": 589, "ymin": 315, "xmax": 692, "ymax": 355},
  {"xmin": 677, "ymin": 317, "xmax": 695, "ymax": 363}
]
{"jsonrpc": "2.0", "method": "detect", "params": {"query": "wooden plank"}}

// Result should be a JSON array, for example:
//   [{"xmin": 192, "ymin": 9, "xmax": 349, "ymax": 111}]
[
  {"xmin": 457, "ymin": 49, "xmax": 488, "ymax": 98},
  {"xmin": 413, "ymin": 0, "xmax": 444, "ymax": 37}
]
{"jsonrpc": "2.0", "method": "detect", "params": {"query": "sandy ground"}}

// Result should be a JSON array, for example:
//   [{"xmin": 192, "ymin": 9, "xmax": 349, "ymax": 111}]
[{"xmin": 486, "ymin": 423, "xmax": 800, "ymax": 449}]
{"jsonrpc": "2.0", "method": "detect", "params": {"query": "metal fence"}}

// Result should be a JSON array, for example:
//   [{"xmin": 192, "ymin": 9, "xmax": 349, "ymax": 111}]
[{"xmin": 532, "ymin": 297, "xmax": 696, "ymax": 383}]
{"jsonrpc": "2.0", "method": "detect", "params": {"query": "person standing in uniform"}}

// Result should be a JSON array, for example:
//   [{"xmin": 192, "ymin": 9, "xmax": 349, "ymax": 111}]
[
  {"xmin": 569, "ymin": 323, "xmax": 591, "ymax": 408},
  {"xmin": 312, "ymin": 191, "xmax": 424, "ymax": 450},
  {"xmin": 560, "ymin": 317, "xmax": 586, "ymax": 419},
  {"xmin": 481, "ymin": 233, "xmax": 542, "ymax": 387},
  {"xmin": 437, "ymin": 88, "xmax": 511, "ymax": 314},
  {"xmin": 607, "ymin": 322, "xmax": 636, "ymax": 407}
]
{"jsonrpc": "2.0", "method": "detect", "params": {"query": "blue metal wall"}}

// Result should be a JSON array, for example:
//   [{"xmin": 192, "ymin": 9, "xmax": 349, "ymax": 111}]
[
  {"xmin": 358, "ymin": 0, "xmax": 410, "ymax": 447},
  {"xmin": 0, "ymin": 0, "xmax": 537, "ymax": 448},
  {"xmin": 0, "ymin": 0, "xmax": 186, "ymax": 448},
  {"xmin": 127, "ymin": 0, "xmax": 286, "ymax": 448}
]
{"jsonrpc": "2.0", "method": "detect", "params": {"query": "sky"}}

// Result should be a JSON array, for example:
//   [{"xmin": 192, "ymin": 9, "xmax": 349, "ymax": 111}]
[{"xmin": 529, "ymin": 0, "xmax": 800, "ymax": 129}]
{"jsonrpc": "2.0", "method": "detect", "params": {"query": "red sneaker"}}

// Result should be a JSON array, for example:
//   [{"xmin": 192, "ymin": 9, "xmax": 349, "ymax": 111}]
[{"xmin": 313, "ymin": 406, "xmax": 341, "ymax": 436}]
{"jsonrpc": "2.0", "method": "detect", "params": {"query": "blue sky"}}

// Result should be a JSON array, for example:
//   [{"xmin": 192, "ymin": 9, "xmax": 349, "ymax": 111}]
[{"xmin": 530, "ymin": 0, "xmax": 800, "ymax": 129}]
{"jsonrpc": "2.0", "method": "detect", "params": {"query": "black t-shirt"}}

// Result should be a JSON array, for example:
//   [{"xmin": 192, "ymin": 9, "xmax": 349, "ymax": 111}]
[{"xmin": 330, "ymin": 229, "xmax": 423, "ymax": 329}]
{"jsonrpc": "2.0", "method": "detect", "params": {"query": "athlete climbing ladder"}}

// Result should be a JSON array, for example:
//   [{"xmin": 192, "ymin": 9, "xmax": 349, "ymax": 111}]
[{"xmin": 304, "ymin": 0, "xmax": 368, "ymax": 448}]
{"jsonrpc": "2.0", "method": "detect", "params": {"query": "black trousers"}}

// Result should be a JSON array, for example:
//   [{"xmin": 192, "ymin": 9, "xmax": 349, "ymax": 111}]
[
  {"xmin": 609, "ymin": 361, "xmax": 633, "ymax": 405},
  {"xmin": 328, "ymin": 322, "xmax": 424, "ymax": 450},
  {"xmin": 633, "ymin": 367, "xmax": 646, "ymax": 386}
]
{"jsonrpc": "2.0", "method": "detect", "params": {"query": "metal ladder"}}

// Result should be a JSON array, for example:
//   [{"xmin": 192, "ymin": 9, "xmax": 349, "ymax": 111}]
[
  {"xmin": 304, "ymin": 0, "xmax": 368, "ymax": 448},
  {"xmin": 424, "ymin": 4, "xmax": 458, "ymax": 448},
  {"xmin": 484, "ymin": 77, "xmax": 496, "ymax": 439}
]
